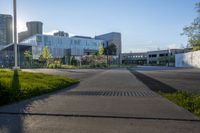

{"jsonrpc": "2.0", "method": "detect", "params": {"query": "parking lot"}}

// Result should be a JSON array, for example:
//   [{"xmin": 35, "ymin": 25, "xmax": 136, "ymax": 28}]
[{"xmin": 133, "ymin": 66, "xmax": 200, "ymax": 93}]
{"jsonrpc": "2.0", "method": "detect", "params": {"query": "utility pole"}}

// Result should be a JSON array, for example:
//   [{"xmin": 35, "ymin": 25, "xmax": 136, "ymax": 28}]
[
  {"xmin": 13, "ymin": 0, "xmax": 19, "ymax": 69},
  {"xmin": 168, "ymin": 49, "xmax": 170, "ymax": 67},
  {"xmin": 106, "ymin": 41, "xmax": 109, "ymax": 67}
]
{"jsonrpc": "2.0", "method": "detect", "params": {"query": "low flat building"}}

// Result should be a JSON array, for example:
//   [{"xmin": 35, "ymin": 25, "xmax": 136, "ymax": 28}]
[
  {"xmin": 147, "ymin": 49, "xmax": 185, "ymax": 66},
  {"xmin": 121, "ymin": 52, "xmax": 147, "ymax": 65}
]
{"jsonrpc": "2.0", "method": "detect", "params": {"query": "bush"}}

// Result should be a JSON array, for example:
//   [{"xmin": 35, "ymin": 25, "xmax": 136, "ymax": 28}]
[
  {"xmin": 61, "ymin": 65, "xmax": 77, "ymax": 69},
  {"xmin": 47, "ymin": 60, "xmax": 63, "ymax": 69},
  {"xmin": 89, "ymin": 63, "xmax": 107, "ymax": 69}
]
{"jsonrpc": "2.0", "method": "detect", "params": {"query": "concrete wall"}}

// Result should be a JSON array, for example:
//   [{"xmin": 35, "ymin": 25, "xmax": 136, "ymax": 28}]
[{"xmin": 175, "ymin": 50, "xmax": 200, "ymax": 68}]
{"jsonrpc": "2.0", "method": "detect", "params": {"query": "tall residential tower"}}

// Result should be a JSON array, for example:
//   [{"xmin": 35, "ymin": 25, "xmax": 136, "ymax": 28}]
[{"xmin": 0, "ymin": 14, "xmax": 13, "ymax": 48}]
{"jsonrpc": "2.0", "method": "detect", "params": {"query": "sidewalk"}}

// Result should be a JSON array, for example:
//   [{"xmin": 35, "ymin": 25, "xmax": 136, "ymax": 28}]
[{"xmin": 0, "ymin": 69, "xmax": 199, "ymax": 133}]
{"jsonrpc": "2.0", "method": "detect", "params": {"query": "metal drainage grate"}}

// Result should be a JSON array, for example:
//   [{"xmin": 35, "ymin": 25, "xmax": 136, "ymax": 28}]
[{"xmin": 66, "ymin": 91, "xmax": 157, "ymax": 97}]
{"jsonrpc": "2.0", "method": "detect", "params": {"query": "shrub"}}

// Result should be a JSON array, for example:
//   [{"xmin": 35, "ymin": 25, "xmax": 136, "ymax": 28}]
[
  {"xmin": 89, "ymin": 63, "xmax": 107, "ymax": 68},
  {"xmin": 61, "ymin": 65, "xmax": 77, "ymax": 69},
  {"xmin": 162, "ymin": 91, "xmax": 200, "ymax": 117}
]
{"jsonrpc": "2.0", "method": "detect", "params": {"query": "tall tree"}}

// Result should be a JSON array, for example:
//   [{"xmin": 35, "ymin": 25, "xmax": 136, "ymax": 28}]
[
  {"xmin": 182, "ymin": 3, "xmax": 200, "ymax": 51},
  {"xmin": 41, "ymin": 46, "xmax": 52, "ymax": 65},
  {"xmin": 107, "ymin": 43, "xmax": 117, "ymax": 55},
  {"xmin": 98, "ymin": 44, "xmax": 105, "ymax": 56},
  {"xmin": 24, "ymin": 50, "xmax": 32, "ymax": 68}
]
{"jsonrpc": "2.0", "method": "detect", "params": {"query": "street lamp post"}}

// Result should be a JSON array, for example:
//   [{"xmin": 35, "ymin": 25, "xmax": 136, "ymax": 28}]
[
  {"xmin": 13, "ymin": 0, "xmax": 19, "ymax": 69},
  {"xmin": 106, "ymin": 41, "xmax": 109, "ymax": 67},
  {"xmin": 168, "ymin": 49, "xmax": 171, "ymax": 67}
]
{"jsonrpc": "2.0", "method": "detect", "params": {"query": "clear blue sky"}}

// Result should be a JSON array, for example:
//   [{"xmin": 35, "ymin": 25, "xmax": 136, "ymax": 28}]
[{"xmin": 0, "ymin": 0, "xmax": 199, "ymax": 52}]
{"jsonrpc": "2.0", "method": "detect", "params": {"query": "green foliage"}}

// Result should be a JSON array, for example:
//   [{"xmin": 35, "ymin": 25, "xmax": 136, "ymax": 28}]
[
  {"xmin": 189, "ymin": 38, "xmax": 200, "ymax": 51},
  {"xmin": 42, "ymin": 46, "xmax": 52, "ymax": 60},
  {"xmin": 182, "ymin": 2, "xmax": 200, "ymax": 51},
  {"xmin": 70, "ymin": 56, "xmax": 78, "ymax": 66},
  {"xmin": 106, "ymin": 43, "xmax": 117, "ymax": 55},
  {"xmin": 161, "ymin": 91, "xmax": 200, "ymax": 117},
  {"xmin": 47, "ymin": 59, "xmax": 78, "ymax": 69},
  {"xmin": 98, "ymin": 44, "xmax": 105, "ymax": 56},
  {"xmin": 48, "ymin": 64, "xmax": 77, "ymax": 69},
  {"xmin": 24, "ymin": 50, "xmax": 32, "ymax": 68},
  {"xmin": 61, "ymin": 65, "xmax": 78, "ymax": 69},
  {"xmin": 41, "ymin": 46, "xmax": 52, "ymax": 66},
  {"xmin": 81, "ymin": 54, "xmax": 107, "ymax": 68},
  {"xmin": 89, "ymin": 63, "xmax": 107, "ymax": 68},
  {"xmin": 0, "ymin": 69, "xmax": 79, "ymax": 105}
]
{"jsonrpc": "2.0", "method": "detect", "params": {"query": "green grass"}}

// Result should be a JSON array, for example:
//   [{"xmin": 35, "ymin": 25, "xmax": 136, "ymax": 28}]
[
  {"xmin": 161, "ymin": 91, "xmax": 200, "ymax": 117},
  {"xmin": 47, "ymin": 63, "xmax": 78, "ymax": 69},
  {"xmin": 0, "ymin": 69, "xmax": 79, "ymax": 105},
  {"xmin": 61, "ymin": 65, "xmax": 78, "ymax": 69}
]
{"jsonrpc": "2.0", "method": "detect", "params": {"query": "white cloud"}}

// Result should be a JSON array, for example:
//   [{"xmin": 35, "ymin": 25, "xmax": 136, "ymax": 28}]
[
  {"xmin": 43, "ymin": 30, "xmax": 59, "ymax": 35},
  {"xmin": 43, "ymin": 30, "xmax": 76, "ymax": 37},
  {"xmin": 17, "ymin": 20, "xmax": 27, "ymax": 32},
  {"xmin": 167, "ymin": 43, "xmax": 180, "ymax": 49}
]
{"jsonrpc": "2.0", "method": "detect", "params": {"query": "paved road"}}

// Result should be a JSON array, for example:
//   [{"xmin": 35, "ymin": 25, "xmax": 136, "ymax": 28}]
[
  {"xmin": 133, "ymin": 66, "xmax": 200, "ymax": 93},
  {"xmin": 0, "ymin": 69, "xmax": 200, "ymax": 133}
]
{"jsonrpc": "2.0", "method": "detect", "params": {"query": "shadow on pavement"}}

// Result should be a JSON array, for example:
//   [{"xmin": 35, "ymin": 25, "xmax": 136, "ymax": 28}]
[
  {"xmin": 0, "ymin": 83, "xmax": 79, "ymax": 133},
  {"xmin": 129, "ymin": 70, "xmax": 177, "ymax": 93}
]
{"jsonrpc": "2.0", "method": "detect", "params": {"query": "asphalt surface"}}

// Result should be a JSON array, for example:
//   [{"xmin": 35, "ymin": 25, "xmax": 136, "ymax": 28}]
[
  {"xmin": 0, "ymin": 68, "xmax": 200, "ymax": 133},
  {"xmin": 133, "ymin": 66, "xmax": 200, "ymax": 93}
]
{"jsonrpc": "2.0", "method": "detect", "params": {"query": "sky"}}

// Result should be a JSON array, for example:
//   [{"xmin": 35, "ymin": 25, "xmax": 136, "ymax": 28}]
[{"xmin": 0, "ymin": 0, "xmax": 199, "ymax": 52}]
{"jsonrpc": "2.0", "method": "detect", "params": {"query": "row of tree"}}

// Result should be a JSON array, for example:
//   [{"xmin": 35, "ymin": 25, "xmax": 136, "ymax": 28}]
[{"xmin": 24, "ymin": 46, "xmax": 52, "ymax": 68}]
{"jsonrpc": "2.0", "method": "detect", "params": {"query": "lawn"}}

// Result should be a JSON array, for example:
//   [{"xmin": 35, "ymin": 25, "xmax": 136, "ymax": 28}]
[
  {"xmin": 161, "ymin": 91, "xmax": 200, "ymax": 117},
  {"xmin": 0, "ymin": 69, "xmax": 79, "ymax": 105}
]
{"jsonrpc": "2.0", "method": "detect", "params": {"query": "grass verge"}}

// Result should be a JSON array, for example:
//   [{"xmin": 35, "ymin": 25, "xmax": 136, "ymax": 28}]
[
  {"xmin": 0, "ymin": 69, "xmax": 79, "ymax": 106},
  {"xmin": 161, "ymin": 91, "xmax": 200, "ymax": 117}
]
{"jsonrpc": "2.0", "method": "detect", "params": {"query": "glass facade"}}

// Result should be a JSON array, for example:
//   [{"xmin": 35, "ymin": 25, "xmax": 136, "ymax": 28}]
[
  {"xmin": 21, "ymin": 34, "xmax": 104, "ymax": 59},
  {"xmin": 0, "ymin": 14, "xmax": 13, "ymax": 48}
]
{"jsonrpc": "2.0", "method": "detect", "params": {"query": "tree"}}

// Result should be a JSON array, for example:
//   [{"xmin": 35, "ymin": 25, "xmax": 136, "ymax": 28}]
[
  {"xmin": 182, "ymin": 2, "xmax": 200, "ymax": 51},
  {"xmin": 107, "ymin": 43, "xmax": 117, "ymax": 55},
  {"xmin": 41, "ymin": 46, "xmax": 52, "ymax": 66},
  {"xmin": 98, "ymin": 44, "xmax": 105, "ymax": 56},
  {"xmin": 24, "ymin": 50, "xmax": 32, "ymax": 68}
]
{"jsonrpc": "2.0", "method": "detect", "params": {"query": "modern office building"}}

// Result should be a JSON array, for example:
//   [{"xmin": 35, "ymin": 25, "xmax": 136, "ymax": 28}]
[
  {"xmin": 0, "ymin": 14, "xmax": 13, "ymax": 48},
  {"xmin": 20, "ymin": 34, "xmax": 104, "ymax": 60},
  {"xmin": 0, "ymin": 18, "xmax": 122, "ymax": 67},
  {"xmin": 95, "ymin": 32, "xmax": 122, "ymax": 55},
  {"xmin": 0, "ymin": 33, "xmax": 107, "ymax": 67},
  {"xmin": 18, "ymin": 21, "xmax": 43, "ymax": 42}
]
